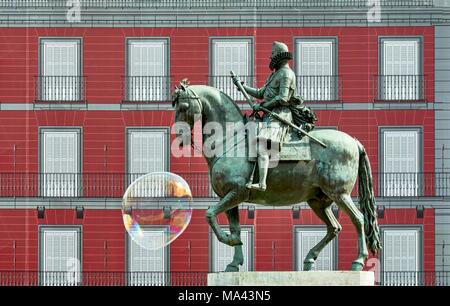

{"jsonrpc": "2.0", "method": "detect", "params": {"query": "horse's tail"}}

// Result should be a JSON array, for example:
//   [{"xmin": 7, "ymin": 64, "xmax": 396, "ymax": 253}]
[{"xmin": 357, "ymin": 140, "xmax": 382, "ymax": 255}]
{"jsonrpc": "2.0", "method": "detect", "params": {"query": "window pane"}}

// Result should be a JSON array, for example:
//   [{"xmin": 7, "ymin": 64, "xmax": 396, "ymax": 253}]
[
  {"xmin": 41, "ymin": 228, "xmax": 80, "ymax": 286},
  {"xmin": 41, "ymin": 40, "xmax": 80, "ymax": 101},
  {"xmin": 211, "ymin": 228, "xmax": 252, "ymax": 272},
  {"xmin": 296, "ymin": 229, "xmax": 334, "ymax": 271},
  {"xmin": 42, "ymin": 131, "xmax": 79, "ymax": 197},
  {"xmin": 382, "ymin": 229, "xmax": 420, "ymax": 286},
  {"xmin": 212, "ymin": 40, "xmax": 251, "ymax": 101},
  {"xmin": 296, "ymin": 40, "xmax": 335, "ymax": 101},
  {"xmin": 128, "ymin": 40, "xmax": 168, "ymax": 101},
  {"xmin": 383, "ymin": 130, "xmax": 419, "ymax": 196},
  {"xmin": 128, "ymin": 229, "xmax": 167, "ymax": 286},
  {"xmin": 382, "ymin": 40, "xmax": 420, "ymax": 100}
]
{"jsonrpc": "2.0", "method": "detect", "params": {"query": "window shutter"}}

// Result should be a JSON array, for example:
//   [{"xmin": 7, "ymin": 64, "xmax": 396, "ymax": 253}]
[
  {"xmin": 42, "ymin": 229, "xmax": 79, "ymax": 285},
  {"xmin": 129, "ymin": 130, "xmax": 166, "ymax": 175},
  {"xmin": 298, "ymin": 41, "xmax": 333, "ymax": 76},
  {"xmin": 383, "ymin": 130, "xmax": 419, "ymax": 196},
  {"xmin": 43, "ymin": 41, "xmax": 78, "ymax": 77},
  {"xmin": 128, "ymin": 40, "xmax": 167, "ymax": 101},
  {"xmin": 42, "ymin": 131, "xmax": 79, "ymax": 197},
  {"xmin": 383, "ymin": 40, "xmax": 419, "ymax": 100},
  {"xmin": 296, "ymin": 229, "xmax": 334, "ymax": 271},
  {"xmin": 41, "ymin": 40, "xmax": 80, "ymax": 101},
  {"xmin": 212, "ymin": 40, "xmax": 250, "ymax": 100},
  {"xmin": 129, "ymin": 229, "xmax": 167, "ymax": 286},
  {"xmin": 129, "ymin": 41, "xmax": 165, "ymax": 77},
  {"xmin": 296, "ymin": 40, "xmax": 334, "ymax": 100},
  {"xmin": 128, "ymin": 130, "xmax": 167, "ymax": 197},
  {"xmin": 383, "ymin": 229, "xmax": 419, "ymax": 285},
  {"xmin": 212, "ymin": 228, "xmax": 252, "ymax": 272}
]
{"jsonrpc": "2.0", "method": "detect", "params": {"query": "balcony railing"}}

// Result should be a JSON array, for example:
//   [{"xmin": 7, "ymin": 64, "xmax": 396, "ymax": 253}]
[
  {"xmin": 0, "ymin": 271, "xmax": 447, "ymax": 286},
  {"xmin": 374, "ymin": 75, "xmax": 427, "ymax": 102},
  {"xmin": 35, "ymin": 76, "xmax": 86, "ymax": 103},
  {"xmin": 123, "ymin": 76, "xmax": 171, "ymax": 102},
  {"xmin": 209, "ymin": 75, "xmax": 253, "ymax": 102},
  {"xmin": 297, "ymin": 75, "xmax": 342, "ymax": 102},
  {"xmin": 0, "ymin": 172, "xmax": 448, "ymax": 199},
  {"xmin": 378, "ymin": 271, "xmax": 450, "ymax": 286},
  {"xmin": 0, "ymin": 172, "xmax": 217, "ymax": 198},
  {"xmin": 350, "ymin": 172, "xmax": 450, "ymax": 198},
  {"xmin": 0, "ymin": 0, "xmax": 434, "ymax": 9},
  {"xmin": 0, "ymin": 271, "xmax": 208, "ymax": 286}
]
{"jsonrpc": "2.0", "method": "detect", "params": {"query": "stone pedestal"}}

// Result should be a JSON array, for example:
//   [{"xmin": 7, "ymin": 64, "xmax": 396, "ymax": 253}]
[{"xmin": 208, "ymin": 271, "xmax": 374, "ymax": 286}]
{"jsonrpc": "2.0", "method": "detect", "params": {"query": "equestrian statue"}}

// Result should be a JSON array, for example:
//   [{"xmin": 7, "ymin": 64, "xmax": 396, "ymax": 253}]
[{"xmin": 172, "ymin": 41, "xmax": 381, "ymax": 272}]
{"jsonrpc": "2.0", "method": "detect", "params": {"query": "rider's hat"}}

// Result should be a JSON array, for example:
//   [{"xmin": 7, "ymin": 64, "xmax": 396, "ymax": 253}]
[{"xmin": 269, "ymin": 41, "xmax": 293, "ymax": 70}]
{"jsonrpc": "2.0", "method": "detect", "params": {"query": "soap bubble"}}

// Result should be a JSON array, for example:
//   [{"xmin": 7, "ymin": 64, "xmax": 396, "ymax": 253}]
[{"xmin": 122, "ymin": 172, "xmax": 193, "ymax": 250}]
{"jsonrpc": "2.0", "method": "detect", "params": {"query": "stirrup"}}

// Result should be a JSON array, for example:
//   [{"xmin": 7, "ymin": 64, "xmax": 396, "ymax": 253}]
[{"xmin": 246, "ymin": 183, "xmax": 267, "ymax": 191}]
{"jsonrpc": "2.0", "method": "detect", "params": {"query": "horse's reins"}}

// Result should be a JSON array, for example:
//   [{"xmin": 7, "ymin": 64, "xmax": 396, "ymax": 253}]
[{"xmin": 177, "ymin": 87, "xmax": 249, "ymax": 173}]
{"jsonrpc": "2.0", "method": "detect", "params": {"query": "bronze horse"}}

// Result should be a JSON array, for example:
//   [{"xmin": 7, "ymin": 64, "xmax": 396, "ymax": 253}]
[{"xmin": 172, "ymin": 81, "xmax": 381, "ymax": 272}]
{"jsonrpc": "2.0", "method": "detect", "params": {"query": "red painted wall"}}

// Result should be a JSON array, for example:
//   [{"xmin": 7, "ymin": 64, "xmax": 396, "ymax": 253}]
[
  {"xmin": 0, "ymin": 109, "xmax": 435, "ymax": 190},
  {"xmin": 0, "ymin": 26, "xmax": 434, "ymax": 104},
  {"xmin": 0, "ymin": 208, "xmax": 434, "ymax": 272}
]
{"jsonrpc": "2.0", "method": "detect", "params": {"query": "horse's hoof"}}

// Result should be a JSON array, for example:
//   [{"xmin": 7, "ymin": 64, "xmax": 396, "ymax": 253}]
[
  {"xmin": 303, "ymin": 261, "xmax": 315, "ymax": 271},
  {"xmin": 225, "ymin": 264, "xmax": 239, "ymax": 272},
  {"xmin": 351, "ymin": 262, "xmax": 364, "ymax": 271}
]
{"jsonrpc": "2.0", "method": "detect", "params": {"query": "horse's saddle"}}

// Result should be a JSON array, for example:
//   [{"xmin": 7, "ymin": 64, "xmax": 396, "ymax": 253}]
[{"xmin": 248, "ymin": 129, "xmax": 312, "ymax": 162}]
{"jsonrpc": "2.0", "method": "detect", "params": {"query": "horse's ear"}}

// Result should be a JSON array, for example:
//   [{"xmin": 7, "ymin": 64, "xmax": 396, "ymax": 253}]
[{"xmin": 179, "ymin": 78, "xmax": 190, "ymax": 90}]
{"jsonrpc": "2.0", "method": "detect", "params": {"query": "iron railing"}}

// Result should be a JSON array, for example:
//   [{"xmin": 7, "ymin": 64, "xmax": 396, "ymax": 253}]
[
  {"xmin": 0, "ymin": 271, "xmax": 447, "ymax": 286},
  {"xmin": 350, "ymin": 172, "xmax": 450, "ymax": 197},
  {"xmin": 0, "ymin": 172, "xmax": 217, "ymax": 198},
  {"xmin": 374, "ymin": 75, "xmax": 427, "ymax": 102},
  {"xmin": 0, "ymin": 0, "xmax": 434, "ymax": 9},
  {"xmin": 0, "ymin": 172, "xmax": 448, "ymax": 199},
  {"xmin": 209, "ymin": 75, "xmax": 254, "ymax": 102},
  {"xmin": 35, "ymin": 76, "xmax": 86, "ymax": 103},
  {"xmin": 123, "ymin": 76, "xmax": 171, "ymax": 102},
  {"xmin": 297, "ymin": 75, "xmax": 342, "ymax": 102},
  {"xmin": 377, "ymin": 271, "xmax": 450, "ymax": 286},
  {"xmin": 0, "ymin": 271, "xmax": 208, "ymax": 286}
]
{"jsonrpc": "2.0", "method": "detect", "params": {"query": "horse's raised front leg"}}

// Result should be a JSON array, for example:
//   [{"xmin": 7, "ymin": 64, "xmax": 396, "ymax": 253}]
[
  {"xmin": 334, "ymin": 193, "xmax": 369, "ymax": 271},
  {"xmin": 224, "ymin": 206, "xmax": 244, "ymax": 272},
  {"xmin": 206, "ymin": 189, "xmax": 247, "ymax": 247},
  {"xmin": 304, "ymin": 199, "xmax": 341, "ymax": 271}
]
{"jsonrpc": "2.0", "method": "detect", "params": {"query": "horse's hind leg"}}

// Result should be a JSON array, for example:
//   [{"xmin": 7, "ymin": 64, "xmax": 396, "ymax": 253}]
[
  {"xmin": 333, "ymin": 193, "xmax": 369, "ymax": 271},
  {"xmin": 224, "ymin": 206, "xmax": 244, "ymax": 272},
  {"xmin": 304, "ymin": 199, "xmax": 341, "ymax": 271}
]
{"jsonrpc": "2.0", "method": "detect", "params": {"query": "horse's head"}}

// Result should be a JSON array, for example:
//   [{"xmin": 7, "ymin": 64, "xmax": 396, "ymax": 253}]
[{"xmin": 172, "ymin": 79, "xmax": 203, "ymax": 147}]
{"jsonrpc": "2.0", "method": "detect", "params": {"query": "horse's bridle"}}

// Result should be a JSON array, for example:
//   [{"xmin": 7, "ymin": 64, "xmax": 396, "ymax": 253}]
[{"xmin": 175, "ymin": 86, "xmax": 247, "ymax": 172}]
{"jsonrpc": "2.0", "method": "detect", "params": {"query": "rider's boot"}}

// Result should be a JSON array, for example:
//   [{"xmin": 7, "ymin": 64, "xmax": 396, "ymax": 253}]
[{"xmin": 246, "ymin": 154, "xmax": 269, "ymax": 191}]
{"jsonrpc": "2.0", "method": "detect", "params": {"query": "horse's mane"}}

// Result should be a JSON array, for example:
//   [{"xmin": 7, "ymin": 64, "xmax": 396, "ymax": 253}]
[{"xmin": 191, "ymin": 84, "xmax": 244, "ymax": 119}]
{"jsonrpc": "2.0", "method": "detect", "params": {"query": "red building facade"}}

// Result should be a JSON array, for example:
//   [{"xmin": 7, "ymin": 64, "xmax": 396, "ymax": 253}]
[{"xmin": 0, "ymin": 1, "xmax": 448, "ymax": 286}]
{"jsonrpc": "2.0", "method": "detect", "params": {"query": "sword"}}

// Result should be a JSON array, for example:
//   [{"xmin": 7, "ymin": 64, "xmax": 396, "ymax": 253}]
[{"xmin": 230, "ymin": 71, "xmax": 327, "ymax": 149}]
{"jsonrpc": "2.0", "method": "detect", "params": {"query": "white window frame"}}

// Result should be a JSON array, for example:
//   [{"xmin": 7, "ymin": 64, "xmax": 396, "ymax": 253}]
[
  {"xmin": 294, "ymin": 226, "xmax": 337, "ymax": 271},
  {"xmin": 210, "ymin": 226, "xmax": 253, "ymax": 272},
  {"xmin": 381, "ymin": 227, "xmax": 422, "ymax": 286},
  {"xmin": 39, "ymin": 38, "xmax": 82, "ymax": 101},
  {"xmin": 126, "ymin": 38, "xmax": 169, "ymax": 101},
  {"xmin": 380, "ymin": 128, "xmax": 422, "ymax": 197},
  {"xmin": 39, "ymin": 128, "xmax": 81, "ymax": 197},
  {"xmin": 126, "ymin": 128, "xmax": 169, "ymax": 198},
  {"xmin": 295, "ymin": 37, "xmax": 337, "ymax": 101},
  {"xmin": 210, "ymin": 38, "xmax": 253, "ymax": 101},
  {"xmin": 39, "ymin": 226, "xmax": 82, "ymax": 286},
  {"xmin": 379, "ymin": 37, "xmax": 422, "ymax": 101},
  {"xmin": 127, "ymin": 227, "xmax": 169, "ymax": 286}
]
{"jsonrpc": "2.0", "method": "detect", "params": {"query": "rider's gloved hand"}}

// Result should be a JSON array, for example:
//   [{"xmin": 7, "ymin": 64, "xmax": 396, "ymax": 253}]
[
  {"xmin": 253, "ymin": 104, "xmax": 262, "ymax": 111},
  {"xmin": 233, "ymin": 79, "xmax": 244, "ymax": 91}
]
